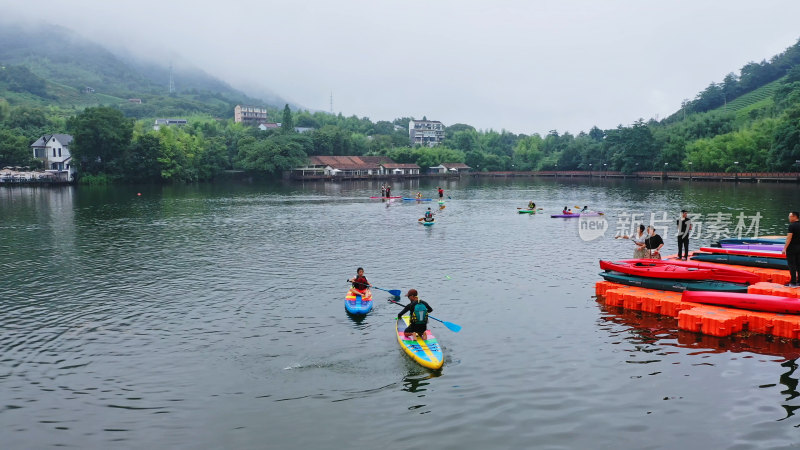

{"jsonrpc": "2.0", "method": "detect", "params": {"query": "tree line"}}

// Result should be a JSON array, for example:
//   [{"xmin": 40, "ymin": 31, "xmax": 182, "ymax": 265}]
[{"xmin": 1, "ymin": 58, "xmax": 800, "ymax": 182}]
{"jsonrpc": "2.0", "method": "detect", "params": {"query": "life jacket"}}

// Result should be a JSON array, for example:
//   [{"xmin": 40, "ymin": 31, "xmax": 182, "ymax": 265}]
[
  {"xmin": 410, "ymin": 302, "xmax": 428, "ymax": 324},
  {"xmin": 425, "ymin": 211, "xmax": 433, "ymax": 219}
]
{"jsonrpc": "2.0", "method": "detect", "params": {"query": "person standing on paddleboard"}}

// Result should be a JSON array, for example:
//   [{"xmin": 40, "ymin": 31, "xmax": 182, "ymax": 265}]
[
  {"xmin": 784, "ymin": 211, "xmax": 800, "ymax": 287},
  {"xmin": 397, "ymin": 289, "xmax": 433, "ymax": 340},
  {"xmin": 385, "ymin": 185, "xmax": 391, "ymax": 198},
  {"xmin": 438, "ymin": 187, "xmax": 444, "ymax": 199},
  {"xmin": 677, "ymin": 209, "xmax": 692, "ymax": 261},
  {"xmin": 348, "ymin": 268, "xmax": 371, "ymax": 295},
  {"xmin": 645, "ymin": 225, "xmax": 664, "ymax": 259}
]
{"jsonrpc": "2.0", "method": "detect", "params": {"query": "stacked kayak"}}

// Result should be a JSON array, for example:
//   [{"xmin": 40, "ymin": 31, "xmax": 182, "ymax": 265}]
[
  {"xmin": 599, "ymin": 259, "xmax": 760, "ymax": 284},
  {"xmin": 345, "ymin": 289, "xmax": 373, "ymax": 314},
  {"xmin": 551, "ymin": 212, "xmax": 603, "ymax": 218},
  {"xmin": 599, "ymin": 271, "xmax": 749, "ymax": 293},
  {"xmin": 691, "ymin": 253, "xmax": 788, "ymax": 270},
  {"xmin": 699, "ymin": 247, "xmax": 783, "ymax": 259},
  {"xmin": 682, "ymin": 291, "xmax": 800, "ymax": 314},
  {"xmin": 721, "ymin": 244, "xmax": 785, "ymax": 251},
  {"xmin": 396, "ymin": 315, "xmax": 443, "ymax": 369},
  {"xmin": 718, "ymin": 237, "xmax": 784, "ymax": 245}
]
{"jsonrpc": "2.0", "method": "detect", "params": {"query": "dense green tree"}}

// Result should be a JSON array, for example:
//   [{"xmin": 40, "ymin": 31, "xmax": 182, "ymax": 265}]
[
  {"xmin": 281, "ymin": 104, "xmax": 294, "ymax": 133},
  {"xmin": 122, "ymin": 133, "xmax": 162, "ymax": 182},
  {"xmin": 67, "ymin": 106, "xmax": 134, "ymax": 175},
  {"xmin": 769, "ymin": 106, "xmax": 800, "ymax": 170},
  {"xmin": 0, "ymin": 129, "xmax": 33, "ymax": 167}
]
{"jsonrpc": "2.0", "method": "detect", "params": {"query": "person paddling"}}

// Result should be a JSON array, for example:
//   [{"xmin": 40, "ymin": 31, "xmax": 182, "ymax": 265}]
[
  {"xmin": 438, "ymin": 187, "xmax": 444, "ymax": 199},
  {"xmin": 563, "ymin": 206, "xmax": 573, "ymax": 215},
  {"xmin": 528, "ymin": 201, "xmax": 536, "ymax": 210},
  {"xmin": 422, "ymin": 207, "xmax": 434, "ymax": 222},
  {"xmin": 348, "ymin": 267, "xmax": 371, "ymax": 295},
  {"xmin": 580, "ymin": 205, "xmax": 589, "ymax": 213},
  {"xmin": 397, "ymin": 289, "xmax": 433, "ymax": 340}
]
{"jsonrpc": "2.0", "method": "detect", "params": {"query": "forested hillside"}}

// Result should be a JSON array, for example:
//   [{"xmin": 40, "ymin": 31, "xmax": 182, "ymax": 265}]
[{"xmin": 1, "ymin": 24, "xmax": 799, "ymax": 183}]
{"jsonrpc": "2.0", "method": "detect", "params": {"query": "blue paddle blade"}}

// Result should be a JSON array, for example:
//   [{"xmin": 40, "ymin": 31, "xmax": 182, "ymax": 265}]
[
  {"xmin": 388, "ymin": 289, "xmax": 402, "ymax": 297},
  {"xmin": 443, "ymin": 321, "xmax": 462, "ymax": 333}
]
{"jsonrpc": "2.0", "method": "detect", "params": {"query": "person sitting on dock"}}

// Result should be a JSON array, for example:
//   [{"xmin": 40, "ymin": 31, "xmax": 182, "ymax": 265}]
[
  {"xmin": 397, "ymin": 289, "xmax": 433, "ymax": 340},
  {"xmin": 348, "ymin": 267, "xmax": 372, "ymax": 295}
]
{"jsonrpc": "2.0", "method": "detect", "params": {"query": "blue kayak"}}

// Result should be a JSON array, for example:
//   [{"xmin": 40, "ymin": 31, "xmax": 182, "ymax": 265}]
[{"xmin": 345, "ymin": 289, "xmax": 373, "ymax": 314}]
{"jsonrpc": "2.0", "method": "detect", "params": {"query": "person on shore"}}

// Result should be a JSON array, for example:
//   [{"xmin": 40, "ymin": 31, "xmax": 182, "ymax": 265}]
[
  {"xmin": 616, "ymin": 224, "xmax": 648, "ymax": 258},
  {"xmin": 644, "ymin": 225, "xmax": 664, "ymax": 259},
  {"xmin": 438, "ymin": 187, "xmax": 444, "ymax": 199},
  {"xmin": 348, "ymin": 267, "xmax": 371, "ymax": 295},
  {"xmin": 528, "ymin": 201, "xmax": 536, "ymax": 210},
  {"xmin": 397, "ymin": 289, "xmax": 433, "ymax": 340},
  {"xmin": 677, "ymin": 209, "xmax": 692, "ymax": 260},
  {"xmin": 783, "ymin": 211, "xmax": 800, "ymax": 287}
]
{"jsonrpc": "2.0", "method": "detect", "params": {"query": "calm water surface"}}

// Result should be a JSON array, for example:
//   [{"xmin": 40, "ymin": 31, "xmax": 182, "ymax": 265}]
[{"xmin": 2, "ymin": 178, "xmax": 800, "ymax": 449}]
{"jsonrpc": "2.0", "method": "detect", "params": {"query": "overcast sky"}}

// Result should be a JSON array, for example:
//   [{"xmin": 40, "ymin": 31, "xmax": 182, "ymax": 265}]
[{"xmin": 3, "ymin": 0, "xmax": 800, "ymax": 135}]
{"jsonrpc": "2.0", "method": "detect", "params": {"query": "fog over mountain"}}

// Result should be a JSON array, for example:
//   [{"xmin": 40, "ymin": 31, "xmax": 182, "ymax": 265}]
[{"xmin": 2, "ymin": 0, "xmax": 800, "ymax": 134}]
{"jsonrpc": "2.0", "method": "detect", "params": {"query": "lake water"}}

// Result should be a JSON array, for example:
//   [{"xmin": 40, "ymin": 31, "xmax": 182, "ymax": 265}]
[{"xmin": 1, "ymin": 177, "xmax": 799, "ymax": 449}]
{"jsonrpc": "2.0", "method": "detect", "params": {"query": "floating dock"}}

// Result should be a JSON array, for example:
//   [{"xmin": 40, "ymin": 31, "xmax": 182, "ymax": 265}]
[{"xmin": 597, "ymin": 259, "xmax": 800, "ymax": 339}]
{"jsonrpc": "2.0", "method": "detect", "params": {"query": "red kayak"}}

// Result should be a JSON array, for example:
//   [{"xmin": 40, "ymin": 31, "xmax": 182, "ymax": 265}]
[
  {"xmin": 699, "ymin": 246, "xmax": 784, "ymax": 260},
  {"xmin": 682, "ymin": 290, "xmax": 800, "ymax": 314},
  {"xmin": 599, "ymin": 259, "xmax": 760, "ymax": 284}
]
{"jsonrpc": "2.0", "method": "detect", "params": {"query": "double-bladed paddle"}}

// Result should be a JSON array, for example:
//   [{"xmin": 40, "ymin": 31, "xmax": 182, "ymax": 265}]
[{"xmin": 389, "ymin": 299, "xmax": 462, "ymax": 332}]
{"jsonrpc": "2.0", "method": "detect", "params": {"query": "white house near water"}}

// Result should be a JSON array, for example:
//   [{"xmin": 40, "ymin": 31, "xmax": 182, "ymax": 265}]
[
  {"xmin": 31, "ymin": 134, "xmax": 76, "ymax": 182},
  {"xmin": 429, "ymin": 162, "xmax": 472, "ymax": 174}
]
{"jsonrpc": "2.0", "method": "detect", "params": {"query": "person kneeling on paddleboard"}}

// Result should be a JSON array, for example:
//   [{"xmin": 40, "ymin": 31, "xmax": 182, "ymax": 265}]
[
  {"xmin": 348, "ymin": 267, "xmax": 371, "ymax": 295},
  {"xmin": 397, "ymin": 289, "xmax": 433, "ymax": 340},
  {"xmin": 423, "ymin": 207, "xmax": 434, "ymax": 222}
]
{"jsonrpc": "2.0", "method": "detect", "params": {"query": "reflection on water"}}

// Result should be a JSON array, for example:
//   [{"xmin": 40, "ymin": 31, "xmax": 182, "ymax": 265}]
[{"xmin": 3, "ymin": 179, "xmax": 800, "ymax": 448}]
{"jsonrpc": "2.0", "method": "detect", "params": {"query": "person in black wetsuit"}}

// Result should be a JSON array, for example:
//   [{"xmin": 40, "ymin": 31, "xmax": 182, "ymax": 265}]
[
  {"xmin": 645, "ymin": 225, "xmax": 664, "ymax": 259},
  {"xmin": 396, "ymin": 289, "xmax": 433, "ymax": 340},
  {"xmin": 784, "ymin": 211, "xmax": 800, "ymax": 287}
]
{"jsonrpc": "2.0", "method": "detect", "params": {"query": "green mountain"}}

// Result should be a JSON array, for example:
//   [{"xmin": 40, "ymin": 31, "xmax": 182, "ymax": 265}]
[{"xmin": 0, "ymin": 23, "xmax": 284, "ymax": 119}]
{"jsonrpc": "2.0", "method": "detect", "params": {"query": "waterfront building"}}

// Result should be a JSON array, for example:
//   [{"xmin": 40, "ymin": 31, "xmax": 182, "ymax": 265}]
[{"xmin": 30, "ymin": 134, "xmax": 76, "ymax": 181}]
